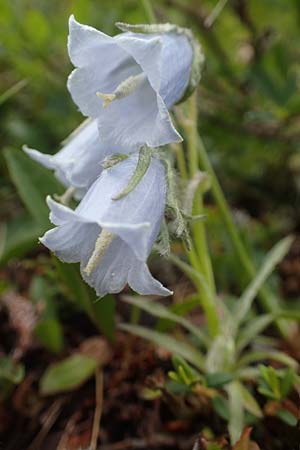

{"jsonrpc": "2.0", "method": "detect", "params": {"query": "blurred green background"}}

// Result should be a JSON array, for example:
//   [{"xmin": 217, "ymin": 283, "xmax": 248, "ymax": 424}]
[{"xmin": 1, "ymin": 0, "xmax": 300, "ymax": 281}]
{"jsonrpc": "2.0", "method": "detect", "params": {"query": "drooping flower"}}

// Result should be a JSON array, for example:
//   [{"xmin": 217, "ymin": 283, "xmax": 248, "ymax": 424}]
[
  {"xmin": 23, "ymin": 119, "xmax": 129, "ymax": 196},
  {"xmin": 67, "ymin": 16, "xmax": 202, "ymax": 148},
  {"xmin": 40, "ymin": 154, "xmax": 171, "ymax": 297}
]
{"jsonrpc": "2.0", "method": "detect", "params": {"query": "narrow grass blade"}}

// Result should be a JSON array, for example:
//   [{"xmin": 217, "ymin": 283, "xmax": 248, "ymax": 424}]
[
  {"xmin": 119, "ymin": 323, "xmax": 204, "ymax": 370},
  {"xmin": 234, "ymin": 236, "xmax": 293, "ymax": 324},
  {"xmin": 122, "ymin": 295, "xmax": 209, "ymax": 347}
]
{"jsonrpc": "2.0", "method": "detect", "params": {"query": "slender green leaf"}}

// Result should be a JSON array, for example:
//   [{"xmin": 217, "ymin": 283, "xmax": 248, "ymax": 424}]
[
  {"xmin": 40, "ymin": 354, "xmax": 98, "ymax": 395},
  {"xmin": 236, "ymin": 314, "xmax": 274, "ymax": 353},
  {"xmin": 4, "ymin": 147, "xmax": 64, "ymax": 227},
  {"xmin": 167, "ymin": 252, "xmax": 214, "ymax": 300},
  {"xmin": 227, "ymin": 381, "xmax": 245, "ymax": 445},
  {"xmin": 277, "ymin": 408, "xmax": 298, "ymax": 426},
  {"xmin": 122, "ymin": 295, "xmax": 209, "ymax": 346},
  {"xmin": 280, "ymin": 368, "xmax": 295, "ymax": 398},
  {"xmin": 237, "ymin": 351, "xmax": 298, "ymax": 370},
  {"xmin": 205, "ymin": 372, "xmax": 234, "ymax": 388},
  {"xmin": 212, "ymin": 395, "xmax": 229, "ymax": 421},
  {"xmin": 0, "ymin": 79, "xmax": 28, "ymax": 106},
  {"xmin": 93, "ymin": 296, "xmax": 116, "ymax": 342},
  {"xmin": 237, "ymin": 382, "xmax": 263, "ymax": 418},
  {"xmin": 157, "ymin": 294, "xmax": 199, "ymax": 332},
  {"xmin": 119, "ymin": 323, "xmax": 204, "ymax": 370},
  {"xmin": 235, "ymin": 236, "xmax": 293, "ymax": 324}
]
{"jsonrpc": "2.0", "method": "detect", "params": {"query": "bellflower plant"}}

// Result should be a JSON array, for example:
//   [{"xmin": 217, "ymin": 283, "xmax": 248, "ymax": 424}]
[
  {"xmin": 23, "ymin": 119, "xmax": 130, "ymax": 197},
  {"xmin": 67, "ymin": 16, "xmax": 203, "ymax": 148},
  {"xmin": 14, "ymin": 6, "xmax": 299, "ymax": 445},
  {"xmin": 41, "ymin": 154, "xmax": 171, "ymax": 298}
]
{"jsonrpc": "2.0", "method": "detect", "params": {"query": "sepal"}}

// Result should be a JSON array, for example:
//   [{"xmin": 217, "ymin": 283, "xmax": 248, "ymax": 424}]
[
  {"xmin": 112, "ymin": 146, "xmax": 153, "ymax": 200},
  {"xmin": 101, "ymin": 153, "xmax": 129, "ymax": 169}
]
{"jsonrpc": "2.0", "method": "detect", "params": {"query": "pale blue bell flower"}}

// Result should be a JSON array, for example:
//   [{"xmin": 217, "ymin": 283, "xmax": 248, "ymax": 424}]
[
  {"xmin": 23, "ymin": 119, "xmax": 129, "ymax": 196},
  {"xmin": 67, "ymin": 15, "xmax": 194, "ymax": 148},
  {"xmin": 40, "ymin": 154, "xmax": 172, "ymax": 298}
]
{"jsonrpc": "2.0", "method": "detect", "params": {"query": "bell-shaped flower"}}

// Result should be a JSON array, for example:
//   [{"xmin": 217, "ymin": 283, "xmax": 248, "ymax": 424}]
[
  {"xmin": 67, "ymin": 16, "xmax": 195, "ymax": 148},
  {"xmin": 40, "ymin": 154, "xmax": 171, "ymax": 298},
  {"xmin": 23, "ymin": 119, "xmax": 129, "ymax": 195}
]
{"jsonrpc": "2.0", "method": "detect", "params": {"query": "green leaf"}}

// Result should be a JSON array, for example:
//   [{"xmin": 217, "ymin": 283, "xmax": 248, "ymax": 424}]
[
  {"xmin": 54, "ymin": 258, "xmax": 115, "ymax": 341},
  {"xmin": 54, "ymin": 258, "xmax": 93, "ymax": 314},
  {"xmin": 172, "ymin": 355, "xmax": 201, "ymax": 383},
  {"xmin": 93, "ymin": 296, "xmax": 116, "ymax": 342},
  {"xmin": 4, "ymin": 147, "xmax": 64, "ymax": 227},
  {"xmin": 0, "ymin": 78, "xmax": 28, "ymax": 106},
  {"xmin": 122, "ymin": 295, "xmax": 208, "ymax": 347},
  {"xmin": 35, "ymin": 319, "xmax": 64, "ymax": 354},
  {"xmin": 205, "ymin": 372, "xmax": 234, "ymax": 388},
  {"xmin": 280, "ymin": 368, "xmax": 295, "ymax": 398},
  {"xmin": 237, "ymin": 382, "xmax": 263, "ymax": 418},
  {"xmin": 0, "ymin": 215, "xmax": 44, "ymax": 265},
  {"xmin": 119, "ymin": 323, "xmax": 204, "ymax": 370},
  {"xmin": 0, "ymin": 356, "xmax": 24, "ymax": 384},
  {"xmin": 227, "ymin": 381, "xmax": 245, "ymax": 445},
  {"xmin": 156, "ymin": 293, "xmax": 199, "ymax": 332},
  {"xmin": 234, "ymin": 236, "xmax": 293, "ymax": 325},
  {"xmin": 212, "ymin": 395, "xmax": 229, "ymax": 421},
  {"xmin": 40, "ymin": 354, "xmax": 98, "ymax": 395},
  {"xmin": 236, "ymin": 314, "xmax": 274, "ymax": 353},
  {"xmin": 0, "ymin": 356, "xmax": 25, "ymax": 400},
  {"xmin": 165, "ymin": 379, "xmax": 191, "ymax": 395},
  {"xmin": 237, "ymin": 351, "xmax": 298, "ymax": 370},
  {"xmin": 166, "ymin": 252, "xmax": 214, "ymax": 301},
  {"xmin": 277, "ymin": 408, "xmax": 298, "ymax": 426}
]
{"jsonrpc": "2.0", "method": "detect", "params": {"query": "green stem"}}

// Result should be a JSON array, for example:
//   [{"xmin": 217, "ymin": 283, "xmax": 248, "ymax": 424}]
[
  {"xmin": 171, "ymin": 142, "xmax": 188, "ymax": 180},
  {"xmin": 186, "ymin": 95, "xmax": 216, "ymax": 295},
  {"xmin": 141, "ymin": 0, "xmax": 156, "ymax": 23},
  {"xmin": 167, "ymin": 252, "xmax": 220, "ymax": 336},
  {"xmin": 177, "ymin": 94, "xmax": 219, "ymax": 337},
  {"xmin": 196, "ymin": 134, "xmax": 292, "ymax": 339}
]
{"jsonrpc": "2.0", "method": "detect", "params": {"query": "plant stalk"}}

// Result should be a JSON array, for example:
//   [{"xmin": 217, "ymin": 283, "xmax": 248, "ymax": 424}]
[
  {"xmin": 196, "ymin": 134, "xmax": 292, "ymax": 338},
  {"xmin": 178, "ymin": 93, "xmax": 220, "ymax": 338}
]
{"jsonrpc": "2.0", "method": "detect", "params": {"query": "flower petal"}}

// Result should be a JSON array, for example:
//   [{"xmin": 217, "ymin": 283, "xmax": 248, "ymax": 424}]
[
  {"xmin": 81, "ymin": 237, "xmax": 132, "ymax": 297},
  {"xmin": 40, "ymin": 221, "xmax": 98, "ymax": 264},
  {"xmin": 67, "ymin": 17, "xmax": 185, "ymax": 147},
  {"xmin": 156, "ymin": 33, "xmax": 193, "ymax": 107},
  {"xmin": 128, "ymin": 260, "xmax": 172, "ymax": 297},
  {"xmin": 97, "ymin": 80, "xmax": 181, "ymax": 148},
  {"xmin": 75, "ymin": 154, "xmax": 166, "ymax": 260},
  {"xmin": 68, "ymin": 16, "xmax": 138, "ymax": 118},
  {"xmin": 24, "ymin": 120, "xmax": 129, "ymax": 192}
]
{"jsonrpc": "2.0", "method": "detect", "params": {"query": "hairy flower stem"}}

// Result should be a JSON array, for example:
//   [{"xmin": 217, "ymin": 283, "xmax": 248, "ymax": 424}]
[
  {"xmin": 181, "ymin": 93, "xmax": 220, "ymax": 338},
  {"xmin": 196, "ymin": 134, "xmax": 293, "ymax": 339}
]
